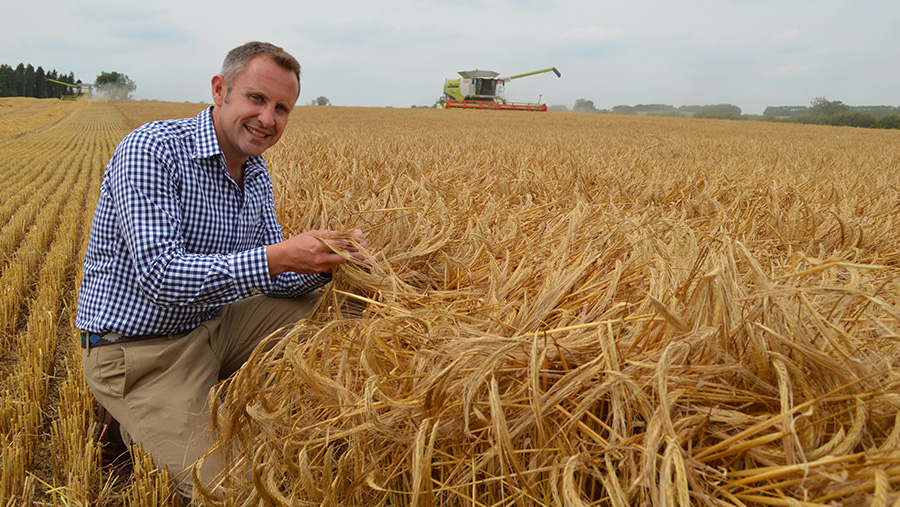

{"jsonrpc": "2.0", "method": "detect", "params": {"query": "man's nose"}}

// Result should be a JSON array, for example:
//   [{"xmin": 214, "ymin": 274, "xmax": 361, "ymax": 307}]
[{"xmin": 258, "ymin": 106, "xmax": 275, "ymax": 128}]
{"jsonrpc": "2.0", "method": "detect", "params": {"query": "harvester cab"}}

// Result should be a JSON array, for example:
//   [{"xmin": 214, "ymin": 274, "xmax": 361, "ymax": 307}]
[{"xmin": 441, "ymin": 67, "xmax": 561, "ymax": 111}]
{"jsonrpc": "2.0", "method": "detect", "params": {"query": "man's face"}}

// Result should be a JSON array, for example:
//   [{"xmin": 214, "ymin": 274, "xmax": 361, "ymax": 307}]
[{"xmin": 210, "ymin": 55, "xmax": 299, "ymax": 165}]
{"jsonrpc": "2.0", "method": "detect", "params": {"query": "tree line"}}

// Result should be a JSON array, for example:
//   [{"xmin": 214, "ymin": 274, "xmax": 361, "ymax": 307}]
[
  {"xmin": 556, "ymin": 99, "xmax": 744, "ymax": 119},
  {"xmin": 763, "ymin": 97, "xmax": 900, "ymax": 129},
  {"xmin": 555, "ymin": 97, "xmax": 900, "ymax": 130},
  {"xmin": 0, "ymin": 63, "xmax": 81, "ymax": 98}
]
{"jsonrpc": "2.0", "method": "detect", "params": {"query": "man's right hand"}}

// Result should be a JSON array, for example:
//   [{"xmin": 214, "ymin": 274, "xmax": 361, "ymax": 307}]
[{"xmin": 266, "ymin": 229, "xmax": 368, "ymax": 277}]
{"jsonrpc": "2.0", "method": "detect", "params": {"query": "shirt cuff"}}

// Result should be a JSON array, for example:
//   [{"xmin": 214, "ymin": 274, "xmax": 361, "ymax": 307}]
[{"xmin": 229, "ymin": 246, "xmax": 272, "ymax": 298}]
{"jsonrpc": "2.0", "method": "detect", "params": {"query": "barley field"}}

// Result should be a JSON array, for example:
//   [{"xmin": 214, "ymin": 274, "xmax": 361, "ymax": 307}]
[{"xmin": 1, "ymin": 97, "xmax": 900, "ymax": 506}]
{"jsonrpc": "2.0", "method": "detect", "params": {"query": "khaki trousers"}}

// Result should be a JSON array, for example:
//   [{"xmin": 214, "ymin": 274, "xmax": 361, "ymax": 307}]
[{"xmin": 81, "ymin": 293, "xmax": 319, "ymax": 499}]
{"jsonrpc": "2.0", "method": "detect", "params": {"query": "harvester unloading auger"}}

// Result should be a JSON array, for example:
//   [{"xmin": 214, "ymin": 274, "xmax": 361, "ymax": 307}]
[
  {"xmin": 441, "ymin": 67, "xmax": 561, "ymax": 111},
  {"xmin": 46, "ymin": 78, "xmax": 92, "ymax": 100}
]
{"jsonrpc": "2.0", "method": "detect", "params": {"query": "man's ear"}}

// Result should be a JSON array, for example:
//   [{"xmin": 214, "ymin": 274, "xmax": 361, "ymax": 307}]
[{"xmin": 211, "ymin": 75, "xmax": 227, "ymax": 106}]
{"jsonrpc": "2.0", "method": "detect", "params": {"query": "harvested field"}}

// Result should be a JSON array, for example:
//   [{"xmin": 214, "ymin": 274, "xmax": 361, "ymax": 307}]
[{"xmin": 1, "ymin": 98, "xmax": 899, "ymax": 506}]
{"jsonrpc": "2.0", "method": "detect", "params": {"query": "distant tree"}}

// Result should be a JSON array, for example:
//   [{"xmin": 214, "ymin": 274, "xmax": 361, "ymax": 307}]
[
  {"xmin": 0, "ymin": 64, "xmax": 12, "ymax": 96},
  {"xmin": 649, "ymin": 110, "xmax": 690, "ymax": 118},
  {"xmin": 851, "ymin": 105, "xmax": 900, "ymax": 117},
  {"xmin": 809, "ymin": 97, "xmax": 849, "ymax": 116},
  {"xmin": 678, "ymin": 105, "xmax": 702, "ymax": 113},
  {"xmin": 573, "ymin": 98, "xmax": 598, "ymax": 113},
  {"xmin": 612, "ymin": 105, "xmax": 636, "ymax": 115},
  {"xmin": 12, "ymin": 63, "xmax": 25, "ymax": 96},
  {"xmin": 0, "ymin": 64, "xmax": 82, "ymax": 98},
  {"xmin": 830, "ymin": 111, "xmax": 875, "ymax": 128},
  {"xmin": 694, "ymin": 103, "xmax": 743, "ymax": 120},
  {"xmin": 763, "ymin": 105, "xmax": 809, "ymax": 117},
  {"xmin": 24, "ymin": 64, "xmax": 35, "ymax": 97},
  {"xmin": 634, "ymin": 104, "xmax": 675, "ymax": 113},
  {"xmin": 874, "ymin": 114, "xmax": 900, "ymax": 129},
  {"xmin": 34, "ymin": 66, "xmax": 45, "ymax": 98},
  {"xmin": 45, "ymin": 69, "xmax": 59, "ymax": 97},
  {"xmin": 548, "ymin": 104, "xmax": 570, "ymax": 112},
  {"xmin": 308, "ymin": 96, "xmax": 331, "ymax": 106},
  {"xmin": 94, "ymin": 71, "xmax": 136, "ymax": 100},
  {"xmin": 762, "ymin": 99, "xmax": 900, "ymax": 130}
]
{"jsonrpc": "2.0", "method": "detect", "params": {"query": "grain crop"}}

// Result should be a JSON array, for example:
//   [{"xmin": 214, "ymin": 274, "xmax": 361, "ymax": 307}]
[{"xmin": 1, "ymin": 98, "xmax": 899, "ymax": 506}]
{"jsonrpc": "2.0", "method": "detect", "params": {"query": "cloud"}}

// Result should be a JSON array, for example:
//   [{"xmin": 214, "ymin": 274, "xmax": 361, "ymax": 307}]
[
  {"xmin": 698, "ymin": 38, "xmax": 742, "ymax": 48},
  {"xmin": 68, "ymin": 3, "xmax": 193, "ymax": 48},
  {"xmin": 315, "ymin": 52, "xmax": 354, "ymax": 65},
  {"xmin": 772, "ymin": 29, "xmax": 802, "ymax": 45},
  {"xmin": 764, "ymin": 63, "xmax": 818, "ymax": 80},
  {"xmin": 562, "ymin": 26, "xmax": 623, "ymax": 44}
]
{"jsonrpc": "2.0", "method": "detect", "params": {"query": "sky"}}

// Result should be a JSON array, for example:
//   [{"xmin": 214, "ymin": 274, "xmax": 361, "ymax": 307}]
[{"xmin": 3, "ymin": 0, "xmax": 898, "ymax": 115}]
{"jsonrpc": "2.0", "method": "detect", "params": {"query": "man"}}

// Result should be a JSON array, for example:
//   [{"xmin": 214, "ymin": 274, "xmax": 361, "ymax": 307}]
[{"xmin": 76, "ymin": 41, "xmax": 366, "ymax": 499}]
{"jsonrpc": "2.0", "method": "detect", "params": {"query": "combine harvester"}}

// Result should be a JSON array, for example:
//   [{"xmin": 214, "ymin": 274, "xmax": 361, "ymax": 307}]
[
  {"xmin": 441, "ymin": 67, "xmax": 561, "ymax": 111},
  {"xmin": 46, "ymin": 78, "xmax": 92, "ymax": 100}
]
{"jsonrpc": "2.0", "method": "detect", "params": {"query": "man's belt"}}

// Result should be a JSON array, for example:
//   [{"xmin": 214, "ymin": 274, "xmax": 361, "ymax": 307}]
[{"xmin": 80, "ymin": 331, "xmax": 169, "ymax": 348}]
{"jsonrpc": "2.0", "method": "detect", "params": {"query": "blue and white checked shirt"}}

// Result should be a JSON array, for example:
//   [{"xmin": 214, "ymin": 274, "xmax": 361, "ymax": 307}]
[{"xmin": 76, "ymin": 107, "xmax": 329, "ymax": 337}]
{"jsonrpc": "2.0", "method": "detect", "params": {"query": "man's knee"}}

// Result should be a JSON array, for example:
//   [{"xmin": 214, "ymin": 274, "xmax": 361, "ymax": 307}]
[{"xmin": 209, "ymin": 293, "xmax": 321, "ymax": 377}]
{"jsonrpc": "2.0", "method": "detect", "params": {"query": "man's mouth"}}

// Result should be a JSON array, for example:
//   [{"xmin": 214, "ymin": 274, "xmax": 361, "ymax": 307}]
[{"xmin": 245, "ymin": 125, "xmax": 269, "ymax": 138}]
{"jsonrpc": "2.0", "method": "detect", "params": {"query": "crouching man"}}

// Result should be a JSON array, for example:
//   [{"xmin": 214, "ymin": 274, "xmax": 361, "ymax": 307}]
[{"xmin": 76, "ymin": 41, "xmax": 366, "ymax": 499}]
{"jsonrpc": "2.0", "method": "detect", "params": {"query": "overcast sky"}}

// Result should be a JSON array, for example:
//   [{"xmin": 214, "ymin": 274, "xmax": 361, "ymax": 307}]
[{"xmin": 3, "ymin": 0, "xmax": 898, "ymax": 114}]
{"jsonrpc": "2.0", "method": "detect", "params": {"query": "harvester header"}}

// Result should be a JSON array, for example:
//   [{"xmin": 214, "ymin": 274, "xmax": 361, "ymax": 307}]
[{"xmin": 441, "ymin": 67, "xmax": 561, "ymax": 111}]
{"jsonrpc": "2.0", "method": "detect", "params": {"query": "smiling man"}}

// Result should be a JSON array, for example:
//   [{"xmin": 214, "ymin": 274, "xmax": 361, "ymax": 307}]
[{"xmin": 76, "ymin": 42, "xmax": 366, "ymax": 500}]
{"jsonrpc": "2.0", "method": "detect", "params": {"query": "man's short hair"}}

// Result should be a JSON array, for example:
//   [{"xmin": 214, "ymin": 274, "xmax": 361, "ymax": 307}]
[{"xmin": 220, "ymin": 41, "xmax": 301, "ymax": 94}]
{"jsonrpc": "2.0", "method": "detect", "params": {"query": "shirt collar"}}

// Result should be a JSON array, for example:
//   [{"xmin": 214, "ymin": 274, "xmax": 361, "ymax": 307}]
[{"xmin": 193, "ymin": 106, "xmax": 222, "ymax": 160}]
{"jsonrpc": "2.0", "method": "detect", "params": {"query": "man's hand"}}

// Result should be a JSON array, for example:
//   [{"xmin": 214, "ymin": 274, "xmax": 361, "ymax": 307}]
[{"xmin": 266, "ymin": 229, "xmax": 368, "ymax": 277}]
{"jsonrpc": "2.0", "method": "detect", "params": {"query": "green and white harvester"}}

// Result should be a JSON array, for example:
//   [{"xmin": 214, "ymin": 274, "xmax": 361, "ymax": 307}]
[
  {"xmin": 441, "ymin": 67, "xmax": 561, "ymax": 111},
  {"xmin": 46, "ymin": 78, "xmax": 92, "ymax": 100}
]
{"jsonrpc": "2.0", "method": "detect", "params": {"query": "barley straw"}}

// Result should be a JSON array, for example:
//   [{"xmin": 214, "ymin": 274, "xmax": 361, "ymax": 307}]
[
  {"xmin": 196, "ymin": 107, "xmax": 900, "ymax": 506},
  {"xmin": 1, "ymin": 98, "xmax": 134, "ymax": 505},
  {"xmin": 3, "ymin": 100, "xmax": 900, "ymax": 505}
]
